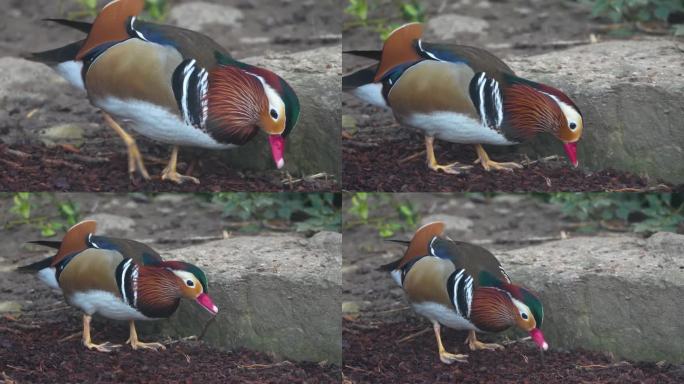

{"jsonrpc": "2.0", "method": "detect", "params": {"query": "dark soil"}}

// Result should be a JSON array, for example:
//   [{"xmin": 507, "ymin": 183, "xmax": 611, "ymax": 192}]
[
  {"xmin": 342, "ymin": 319, "xmax": 684, "ymax": 384},
  {"xmin": 341, "ymin": 0, "xmax": 670, "ymax": 192},
  {"xmin": 0, "ymin": 0, "xmax": 339, "ymax": 192},
  {"xmin": 0, "ymin": 193, "xmax": 340, "ymax": 383},
  {"xmin": 341, "ymin": 135, "xmax": 667, "ymax": 192},
  {"xmin": 0, "ymin": 144, "xmax": 337, "ymax": 192},
  {"xmin": 0, "ymin": 317, "xmax": 340, "ymax": 384}
]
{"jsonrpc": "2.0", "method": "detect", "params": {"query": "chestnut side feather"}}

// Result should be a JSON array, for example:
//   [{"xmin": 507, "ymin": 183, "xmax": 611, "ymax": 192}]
[
  {"xmin": 136, "ymin": 267, "xmax": 182, "ymax": 318},
  {"xmin": 205, "ymin": 66, "xmax": 267, "ymax": 145},
  {"xmin": 503, "ymin": 84, "xmax": 564, "ymax": 142},
  {"xmin": 470, "ymin": 287, "xmax": 517, "ymax": 333}
]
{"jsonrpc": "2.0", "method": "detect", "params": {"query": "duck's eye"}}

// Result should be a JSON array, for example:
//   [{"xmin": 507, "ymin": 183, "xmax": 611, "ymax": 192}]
[
  {"xmin": 569, "ymin": 122, "xmax": 577, "ymax": 130},
  {"xmin": 186, "ymin": 280, "xmax": 194, "ymax": 287},
  {"xmin": 521, "ymin": 312, "xmax": 529, "ymax": 320},
  {"xmin": 270, "ymin": 109, "xmax": 279, "ymax": 119}
]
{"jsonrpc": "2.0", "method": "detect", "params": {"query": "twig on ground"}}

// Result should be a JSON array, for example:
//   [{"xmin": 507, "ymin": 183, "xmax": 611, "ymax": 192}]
[
  {"xmin": 398, "ymin": 150, "xmax": 426, "ymax": 165},
  {"xmin": 58, "ymin": 331, "xmax": 82, "ymax": 343},
  {"xmin": 281, "ymin": 172, "xmax": 332, "ymax": 186},
  {"xmin": 396, "ymin": 327, "xmax": 431, "ymax": 344},
  {"xmin": 576, "ymin": 361, "xmax": 632, "ymax": 370},
  {"xmin": 238, "ymin": 361, "xmax": 294, "ymax": 369},
  {"xmin": 273, "ymin": 34, "xmax": 341, "ymax": 45}
]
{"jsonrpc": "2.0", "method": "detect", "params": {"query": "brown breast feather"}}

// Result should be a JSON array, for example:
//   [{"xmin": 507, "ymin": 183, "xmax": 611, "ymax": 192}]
[
  {"xmin": 388, "ymin": 61, "xmax": 477, "ymax": 118},
  {"xmin": 58, "ymin": 248, "xmax": 123, "ymax": 297},
  {"xmin": 86, "ymin": 39, "xmax": 183, "ymax": 115},
  {"xmin": 403, "ymin": 257, "xmax": 454, "ymax": 307}
]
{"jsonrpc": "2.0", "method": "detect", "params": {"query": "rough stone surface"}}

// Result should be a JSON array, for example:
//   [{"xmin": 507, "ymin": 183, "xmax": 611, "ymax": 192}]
[
  {"xmin": 507, "ymin": 40, "xmax": 684, "ymax": 184},
  {"xmin": 421, "ymin": 214, "xmax": 473, "ymax": 232},
  {"xmin": 427, "ymin": 14, "xmax": 489, "ymax": 39},
  {"xmin": 144, "ymin": 233, "xmax": 342, "ymax": 364},
  {"xmin": 498, "ymin": 232, "xmax": 684, "ymax": 363},
  {"xmin": 219, "ymin": 46, "xmax": 342, "ymax": 177},
  {"xmin": 168, "ymin": 2, "xmax": 244, "ymax": 30},
  {"xmin": 82, "ymin": 213, "xmax": 136, "ymax": 235}
]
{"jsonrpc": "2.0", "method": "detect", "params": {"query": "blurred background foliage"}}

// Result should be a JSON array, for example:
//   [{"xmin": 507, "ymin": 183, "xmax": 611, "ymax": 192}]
[
  {"xmin": 344, "ymin": 0, "xmax": 684, "ymax": 38},
  {"xmin": 345, "ymin": 192, "xmax": 684, "ymax": 237},
  {"xmin": 64, "ymin": 0, "xmax": 169, "ymax": 21},
  {"xmin": 345, "ymin": 0, "xmax": 425, "ymax": 39},
  {"xmin": 2, "ymin": 193, "xmax": 341, "ymax": 237},
  {"xmin": 581, "ymin": 0, "xmax": 684, "ymax": 35}
]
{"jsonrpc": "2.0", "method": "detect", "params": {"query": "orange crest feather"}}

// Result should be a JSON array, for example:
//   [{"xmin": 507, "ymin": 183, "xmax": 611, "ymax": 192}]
[
  {"xmin": 374, "ymin": 22, "xmax": 424, "ymax": 82},
  {"xmin": 397, "ymin": 221, "xmax": 445, "ymax": 268},
  {"xmin": 76, "ymin": 0, "xmax": 145, "ymax": 60},
  {"xmin": 51, "ymin": 220, "xmax": 97, "ymax": 266}
]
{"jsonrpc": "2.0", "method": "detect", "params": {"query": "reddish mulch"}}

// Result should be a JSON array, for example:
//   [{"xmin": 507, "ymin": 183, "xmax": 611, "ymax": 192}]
[
  {"xmin": 342, "ymin": 320, "xmax": 684, "ymax": 384},
  {"xmin": 342, "ymin": 139, "xmax": 672, "ymax": 192},
  {"xmin": 0, "ymin": 144, "xmax": 337, "ymax": 192},
  {"xmin": 0, "ymin": 318, "xmax": 340, "ymax": 384}
]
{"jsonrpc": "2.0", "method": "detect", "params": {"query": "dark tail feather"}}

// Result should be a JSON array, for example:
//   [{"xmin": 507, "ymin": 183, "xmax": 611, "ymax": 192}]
[
  {"xmin": 377, "ymin": 239, "xmax": 410, "ymax": 271},
  {"xmin": 44, "ymin": 18, "xmax": 93, "ymax": 34},
  {"xmin": 385, "ymin": 239, "xmax": 410, "ymax": 245},
  {"xmin": 343, "ymin": 50, "xmax": 382, "ymax": 61},
  {"xmin": 342, "ymin": 65, "xmax": 378, "ymax": 91},
  {"xmin": 23, "ymin": 40, "xmax": 85, "ymax": 64},
  {"xmin": 17, "ymin": 256, "xmax": 53, "ymax": 273},
  {"xmin": 28, "ymin": 240, "xmax": 62, "ymax": 249}
]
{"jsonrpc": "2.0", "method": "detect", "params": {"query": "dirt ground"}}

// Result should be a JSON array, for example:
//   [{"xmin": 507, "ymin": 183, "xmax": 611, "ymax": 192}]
[
  {"xmin": 341, "ymin": 0, "xmax": 673, "ymax": 192},
  {"xmin": 341, "ymin": 193, "xmax": 684, "ymax": 382},
  {"xmin": 0, "ymin": 193, "xmax": 340, "ymax": 383},
  {"xmin": 0, "ymin": 0, "xmax": 339, "ymax": 192}
]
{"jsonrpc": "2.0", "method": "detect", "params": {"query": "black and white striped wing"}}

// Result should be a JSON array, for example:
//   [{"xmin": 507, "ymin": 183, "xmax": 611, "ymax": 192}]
[
  {"xmin": 469, "ymin": 72, "xmax": 504, "ymax": 131},
  {"xmin": 172, "ymin": 58, "xmax": 210, "ymax": 130},
  {"xmin": 115, "ymin": 258, "xmax": 139, "ymax": 308},
  {"xmin": 446, "ymin": 268, "xmax": 474, "ymax": 319}
]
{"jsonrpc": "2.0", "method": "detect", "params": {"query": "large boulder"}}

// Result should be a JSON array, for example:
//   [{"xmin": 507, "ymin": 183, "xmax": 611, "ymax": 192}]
[
  {"xmin": 143, "ymin": 232, "xmax": 342, "ymax": 364},
  {"xmin": 507, "ymin": 40, "xmax": 684, "ymax": 184},
  {"xmin": 499, "ymin": 232, "xmax": 684, "ymax": 363}
]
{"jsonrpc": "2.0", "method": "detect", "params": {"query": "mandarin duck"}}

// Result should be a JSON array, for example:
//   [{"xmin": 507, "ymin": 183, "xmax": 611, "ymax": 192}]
[
  {"xmin": 18, "ymin": 220, "xmax": 218, "ymax": 352},
  {"xmin": 380, "ymin": 221, "xmax": 547, "ymax": 364},
  {"xmin": 27, "ymin": 0, "xmax": 300, "ymax": 184},
  {"xmin": 343, "ymin": 23, "xmax": 583, "ymax": 174}
]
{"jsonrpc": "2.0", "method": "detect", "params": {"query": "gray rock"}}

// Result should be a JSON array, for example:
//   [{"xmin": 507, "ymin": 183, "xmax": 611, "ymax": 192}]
[
  {"xmin": 218, "ymin": 46, "xmax": 341, "ymax": 177},
  {"xmin": 507, "ymin": 40, "xmax": 684, "ymax": 184},
  {"xmin": 39, "ymin": 124, "xmax": 85, "ymax": 147},
  {"xmin": 145, "ymin": 233, "xmax": 341, "ymax": 364},
  {"xmin": 427, "ymin": 14, "xmax": 489, "ymax": 40},
  {"xmin": 83, "ymin": 213, "xmax": 135, "ymax": 235},
  {"xmin": 421, "ymin": 214, "xmax": 474, "ymax": 232},
  {"xmin": 0, "ymin": 301, "xmax": 22, "ymax": 313},
  {"xmin": 168, "ymin": 2, "xmax": 244, "ymax": 30},
  {"xmin": 498, "ymin": 233, "xmax": 684, "ymax": 363}
]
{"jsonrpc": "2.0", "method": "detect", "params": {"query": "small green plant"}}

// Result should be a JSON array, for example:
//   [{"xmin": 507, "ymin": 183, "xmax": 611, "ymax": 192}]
[
  {"xmin": 67, "ymin": 0, "xmax": 169, "ymax": 21},
  {"xmin": 546, "ymin": 193, "xmax": 683, "ymax": 233},
  {"xmin": 346, "ymin": 193, "xmax": 419, "ymax": 238},
  {"xmin": 6, "ymin": 193, "xmax": 81, "ymax": 237},
  {"xmin": 345, "ymin": 0, "xmax": 427, "ymax": 40},
  {"xmin": 212, "ymin": 193, "xmax": 340, "ymax": 233},
  {"xmin": 583, "ymin": 0, "xmax": 684, "ymax": 35}
]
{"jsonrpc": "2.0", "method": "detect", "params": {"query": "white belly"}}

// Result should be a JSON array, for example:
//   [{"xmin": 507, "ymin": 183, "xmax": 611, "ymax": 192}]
[
  {"xmin": 403, "ymin": 112, "xmax": 515, "ymax": 145},
  {"xmin": 412, "ymin": 301, "xmax": 479, "ymax": 331},
  {"xmin": 69, "ymin": 290, "xmax": 151, "ymax": 321},
  {"xmin": 96, "ymin": 97, "xmax": 237, "ymax": 150}
]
